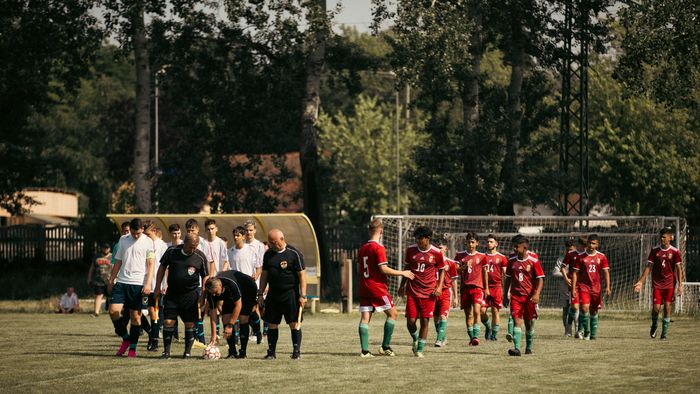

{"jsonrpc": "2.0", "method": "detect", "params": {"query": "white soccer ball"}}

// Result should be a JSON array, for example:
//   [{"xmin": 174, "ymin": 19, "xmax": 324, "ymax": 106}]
[{"xmin": 203, "ymin": 345, "xmax": 221, "ymax": 360}]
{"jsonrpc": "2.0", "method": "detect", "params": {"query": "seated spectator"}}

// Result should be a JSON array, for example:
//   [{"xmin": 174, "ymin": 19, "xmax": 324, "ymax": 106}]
[{"xmin": 57, "ymin": 287, "xmax": 80, "ymax": 313}]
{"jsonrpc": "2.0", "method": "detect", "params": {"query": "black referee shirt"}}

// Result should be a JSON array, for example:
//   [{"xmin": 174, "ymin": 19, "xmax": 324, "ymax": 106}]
[
  {"xmin": 160, "ymin": 245, "xmax": 208, "ymax": 295},
  {"xmin": 262, "ymin": 245, "xmax": 305, "ymax": 297},
  {"xmin": 214, "ymin": 270, "xmax": 257, "ymax": 305}
]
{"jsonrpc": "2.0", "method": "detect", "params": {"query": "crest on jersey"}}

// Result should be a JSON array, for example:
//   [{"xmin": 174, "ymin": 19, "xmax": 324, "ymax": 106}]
[
  {"xmin": 596, "ymin": 258, "xmax": 600, "ymax": 264},
  {"xmin": 280, "ymin": 261, "xmax": 288, "ymax": 269},
  {"xmin": 187, "ymin": 267, "xmax": 195, "ymax": 276},
  {"xmin": 525, "ymin": 265, "xmax": 531, "ymax": 272}
]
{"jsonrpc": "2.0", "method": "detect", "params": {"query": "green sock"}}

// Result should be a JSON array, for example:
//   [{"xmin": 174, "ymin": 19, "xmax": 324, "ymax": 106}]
[
  {"xmin": 473, "ymin": 324, "xmax": 481, "ymax": 339},
  {"xmin": 581, "ymin": 313, "xmax": 590, "ymax": 336},
  {"xmin": 467, "ymin": 325, "xmax": 474, "ymax": 340},
  {"xmin": 437, "ymin": 319, "xmax": 447, "ymax": 342},
  {"xmin": 661, "ymin": 317, "xmax": 670, "ymax": 337},
  {"xmin": 508, "ymin": 316, "xmax": 514, "ymax": 335},
  {"xmin": 359, "ymin": 323, "xmax": 369, "ymax": 352},
  {"xmin": 567, "ymin": 307, "xmax": 576, "ymax": 325},
  {"xmin": 483, "ymin": 318, "xmax": 491, "ymax": 334},
  {"xmin": 416, "ymin": 339, "xmax": 426, "ymax": 352},
  {"xmin": 513, "ymin": 327, "xmax": 522, "ymax": 350},
  {"xmin": 382, "ymin": 319, "xmax": 395, "ymax": 349},
  {"xmin": 651, "ymin": 312, "xmax": 659, "ymax": 329},
  {"xmin": 410, "ymin": 330, "xmax": 418, "ymax": 342},
  {"xmin": 525, "ymin": 329, "xmax": 534, "ymax": 351},
  {"xmin": 590, "ymin": 315, "xmax": 599, "ymax": 338},
  {"xmin": 492, "ymin": 324, "xmax": 500, "ymax": 339}
]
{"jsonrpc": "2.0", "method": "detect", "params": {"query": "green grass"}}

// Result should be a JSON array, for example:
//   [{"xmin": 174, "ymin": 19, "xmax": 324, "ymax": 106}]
[{"xmin": 0, "ymin": 310, "xmax": 698, "ymax": 393}]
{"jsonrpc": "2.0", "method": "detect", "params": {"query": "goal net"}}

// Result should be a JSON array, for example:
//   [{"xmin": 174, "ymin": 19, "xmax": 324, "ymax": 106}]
[{"xmin": 374, "ymin": 215, "xmax": 688, "ymax": 313}]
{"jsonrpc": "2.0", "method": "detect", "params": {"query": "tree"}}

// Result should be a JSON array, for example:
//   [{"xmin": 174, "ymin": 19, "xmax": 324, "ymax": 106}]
[
  {"xmin": 0, "ymin": 0, "xmax": 101, "ymax": 214},
  {"xmin": 318, "ymin": 95, "xmax": 426, "ymax": 224}
]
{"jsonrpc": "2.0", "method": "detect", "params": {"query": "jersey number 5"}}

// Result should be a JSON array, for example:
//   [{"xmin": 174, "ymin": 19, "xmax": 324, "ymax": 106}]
[{"xmin": 362, "ymin": 256, "xmax": 370, "ymax": 278}]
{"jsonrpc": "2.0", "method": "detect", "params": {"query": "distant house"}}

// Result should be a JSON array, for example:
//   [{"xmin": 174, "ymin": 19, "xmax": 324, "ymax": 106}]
[{"xmin": 0, "ymin": 189, "xmax": 79, "ymax": 226}]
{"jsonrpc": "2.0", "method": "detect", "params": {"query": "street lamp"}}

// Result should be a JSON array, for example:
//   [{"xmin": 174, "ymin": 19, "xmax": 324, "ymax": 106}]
[{"xmin": 154, "ymin": 65, "xmax": 170, "ymax": 213}]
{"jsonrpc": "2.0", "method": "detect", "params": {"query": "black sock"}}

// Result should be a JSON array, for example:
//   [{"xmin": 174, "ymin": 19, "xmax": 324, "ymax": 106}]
[
  {"xmin": 173, "ymin": 320, "xmax": 179, "ymax": 339},
  {"xmin": 163, "ymin": 326, "xmax": 174, "ymax": 354},
  {"xmin": 268, "ymin": 328, "xmax": 279, "ymax": 354},
  {"xmin": 128, "ymin": 322, "xmax": 141, "ymax": 350},
  {"xmin": 250, "ymin": 312, "xmax": 261, "ymax": 336},
  {"xmin": 291, "ymin": 329, "xmax": 301, "ymax": 353},
  {"xmin": 226, "ymin": 334, "xmax": 237, "ymax": 356},
  {"xmin": 112, "ymin": 317, "xmax": 129, "ymax": 340},
  {"xmin": 239, "ymin": 323, "xmax": 250, "ymax": 354},
  {"xmin": 151, "ymin": 317, "xmax": 159, "ymax": 341},
  {"xmin": 141, "ymin": 315, "xmax": 151, "ymax": 334},
  {"xmin": 184, "ymin": 328, "xmax": 195, "ymax": 356}
]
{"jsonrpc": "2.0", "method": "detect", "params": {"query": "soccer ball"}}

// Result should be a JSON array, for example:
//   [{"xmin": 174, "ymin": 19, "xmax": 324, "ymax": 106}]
[{"xmin": 202, "ymin": 345, "xmax": 221, "ymax": 360}]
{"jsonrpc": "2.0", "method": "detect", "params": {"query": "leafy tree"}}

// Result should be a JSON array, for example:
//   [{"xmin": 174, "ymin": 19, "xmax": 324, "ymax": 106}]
[{"xmin": 0, "ymin": 0, "xmax": 102, "ymax": 214}]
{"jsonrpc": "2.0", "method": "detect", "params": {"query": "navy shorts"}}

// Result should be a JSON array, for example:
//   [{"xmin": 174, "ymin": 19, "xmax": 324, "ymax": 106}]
[
  {"xmin": 214, "ymin": 295, "xmax": 255, "ymax": 318},
  {"xmin": 263, "ymin": 291, "xmax": 302, "ymax": 325},
  {"xmin": 164, "ymin": 291, "xmax": 199, "ymax": 323},
  {"xmin": 93, "ymin": 284, "xmax": 107, "ymax": 296},
  {"xmin": 111, "ymin": 282, "xmax": 147, "ymax": 311}
]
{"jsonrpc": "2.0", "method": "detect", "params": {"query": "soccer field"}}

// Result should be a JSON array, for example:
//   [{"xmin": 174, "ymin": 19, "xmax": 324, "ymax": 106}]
[{"xmin": 0, "ymin": 311, "xmax": 698, "ymax": 393}]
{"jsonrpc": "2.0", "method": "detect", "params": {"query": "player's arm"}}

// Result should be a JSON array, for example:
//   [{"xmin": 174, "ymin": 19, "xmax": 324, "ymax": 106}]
[
  {"xmin": 379, "ymin": 264, "xmax": 415, "ymax": 279},
  {"xmin": 676, "ymin": 261, "xmax": 684, "ymax": 296},
  {"xmin": 153, "ymin": 264, "xmax": 167, "ymax": 298},
  {"xmin": 503, "ymin": 275, "xmax": 512, "ymax": 306},
  {"xmin": 298, "ymin": 269, "xmax": 307, "ymax": 307},
  {"xmin": 222, "ymin": 260, "xmax": 230, "ymax": 272},
  {"xmin": 257, "ymin": 271, "xmax": 268, "ymax": 307},
  {"xmin": 398, "ymin": 276, "xmax": 407, "ymax": 297},
  {"xmin": 208, "ymin": 303, "xmax": 218, "ymax": 345},
  {"xmin": 87, "ymin": 262, "xmax": 94, "ymax": 285},
  {"xmin": 634, "ymin": 266, "xmax": 651, "ymax": 292},
  {"xmin": 604, "ymin": 267, "xmax": 611, "ymax": 296},
  {"xmin": 482, "ymin": 265, "xmax": 490, "ymax": 297},
  {"xmin": 531, "ymin": 277, "xmax": 544, "ymax": 303},
  {"xmin": 208, "ymin": 260, "xmax": 216, "ymax": 278},
  {"xmin": 142, "ymin": 255, "xmax": 155, "ymax": 295},
  {"xmin": 560, "ymin": 265, "xmax": 572, "ymax": 287},
  {"xmin": 107, "ymin": 259, "xmax": 122, "ymax": 293},
  {"xmin": 253, "ymin": 265, "xmax": 262, "ymax": 281},
  {"xmin": 451, "ymin": 278, "xmax": 459, "ymax": 308},
  {"xmin": 571, "ymin": 270, "xmax": 578, "ymax": 298}
]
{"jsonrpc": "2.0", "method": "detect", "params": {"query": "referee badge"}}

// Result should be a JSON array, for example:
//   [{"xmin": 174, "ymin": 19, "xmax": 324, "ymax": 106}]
[
  {"xmin": 188, "ymin": 267, "xmax": 196, "ymax": 276},
  {"xmin": 280, "ymin": 261, "xmax": 288, "ymax": 269}
]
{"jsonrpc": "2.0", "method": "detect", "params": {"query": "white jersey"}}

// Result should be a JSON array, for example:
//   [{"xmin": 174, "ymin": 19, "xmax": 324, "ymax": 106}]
[
  {"xmin": 246, "ymin": 238, "xmax": 266, "ymax": 285},
  {"xmin": 228, "ymin": 243, "xmax": 260, "ymax": 278},
  {"xmin": 152, "ymin": 238, "xmax": 169, "ymax": 290},
  {"xmin": 115, "ymin": 233, "xmax": 155, "ymax": 286},
  {"xmin": 167, "ymin": 239, "xmax": 184, "ymax": 248},
  {"xmin": 203, "ymin": 236, "xmax": 228, "ymax": 274}
]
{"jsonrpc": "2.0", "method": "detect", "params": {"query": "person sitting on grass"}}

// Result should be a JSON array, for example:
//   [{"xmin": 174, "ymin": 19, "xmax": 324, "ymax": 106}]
[{"xmin": 57, "ymin": 287, "xmax": 80, "ymax": 313}]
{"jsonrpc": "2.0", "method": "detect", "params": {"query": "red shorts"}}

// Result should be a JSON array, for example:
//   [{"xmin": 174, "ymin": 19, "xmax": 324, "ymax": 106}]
[
  {"xmin": 460, "ymin": 287, "xmax": 485, "ymax": 310},
  {"xmin": 579, "ymin": 289, "xmax": 602, "ymax": 313},
  {"xmin": 486, "ymin": 286, "xmax": 503, "ymax": 310},
  {"xmin": 653, "ymin": 288, "xmax": 675, "ymax": 305},
  {"xmin": 434, "ymin": 289, "xmax": 452, "ymax": 317},
  {"xmin": 510, "ymin": 294, "xmax": 538, "ymax": 320},
  {"xmin": 359, "ymin": 294, "xmax": 394, "ymax": 313},
  {"xmin": 405, "ymin": 294, "xmax": 435, "ymax": 319}
]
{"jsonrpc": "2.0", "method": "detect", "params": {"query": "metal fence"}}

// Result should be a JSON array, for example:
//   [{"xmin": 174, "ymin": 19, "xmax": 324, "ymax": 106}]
[{"xmin": 0, "ymin": 224, "xmax": 86, "ymax": 262}]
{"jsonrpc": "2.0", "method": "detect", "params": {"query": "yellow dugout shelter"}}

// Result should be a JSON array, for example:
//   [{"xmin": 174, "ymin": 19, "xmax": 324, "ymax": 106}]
[{"xmin": 107, "ymin": 213, "xmax": 321, "ymax": 299}]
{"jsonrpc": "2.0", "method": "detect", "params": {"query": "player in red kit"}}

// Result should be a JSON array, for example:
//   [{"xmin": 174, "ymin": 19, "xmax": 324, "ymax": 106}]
[
  {"xmin": 398, "ymin": 226, "xmax": 445, "ymax": 357},
  {"xmin": 433, "ymin": 236, "xmax": 458, "ymax": 347},
  {"xmin": 562, "ymin": 236, "xmax": 587, "ymax": 338},
  {"xmin": 505, "ymin": 248, "xmax": 539, "ymax": 341},
  {"xmin": 504, "ymin": 235, "xmax": 544, "ymax": 356},
  {"xmin": 357, "ymin": 219, "xmax": 415, "ymax": 357},
  {"xmin": 481, "ymin": 234, "xmax": 507, "ymax": 340},
  {"xmin": 572, "ymin": 234, "xmax": 611, "ymax": 340},
  {"xmin": 634, "ymin": 227, "xmax": 683, "ymax": 340},
  {"xmin": 454, "ymin": 232, "xmax": 488, "ymax": 346}
]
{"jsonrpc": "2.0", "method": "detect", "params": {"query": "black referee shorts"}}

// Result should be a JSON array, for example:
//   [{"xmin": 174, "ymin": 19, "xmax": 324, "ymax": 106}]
[
  {"xmin": 263, "ymin": 291, "xmax": 303, "ymax": 325},
  {"xmin": 163, "ymin": 291, "xmax": 199, "ymax": 323}
]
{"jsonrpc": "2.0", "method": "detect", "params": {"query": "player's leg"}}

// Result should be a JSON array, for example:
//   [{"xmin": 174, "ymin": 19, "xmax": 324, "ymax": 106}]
[
  {"xmin": 508, "ymin": 296, "xmax": 523, "ymax": 356},
  {"xmin": 524, "ymin": 317, "xmax": 535, "ymax": 354},
  {"xmin": 562, "ymin": 298, "xmax": 570, "ymax": 336},
  {"xmin": 661, "ymin": 299, "xmax": 672, "ymax": 340},
  {"xmin": 147, "ymin": 293, "xmax": 159, "ymax": 351},
  {"xmin": 161, "ymin": 319, "xmax": 177, "ymax": 358},
  {"xmin": 108, "ymin": 283, "xmax": 130, "ymax": 354},
  {"xmin": 380, "ymin": 305, "xmax": 398, "ymax": 355},
  {"xmin": 358, "ymin": 309, "xmax": 373, "ymax": 356},
  {"xmin": 580, "ymin": 303, "xmax": 591, "ymax": 339},
  {"xmin": 589, "ymin": 294, "xmax": 602, "ymax": 339},
  {"xmin": 285, "ymin": 294, "xmax": 303, "ymax": 359},
  {"xmin": 182, "ymin": 321, "xmax": 196, "ymax": 359},
  {"xmin": 262, "ymin": 299, "xmax": 282, "ymax": 359},
  {"xmin": 194, "ymin": 289, "xmax": 206, "ymax": 344},
  {"xmin": 238, "ymin": 315, "xmax": 250, "ymax": 358},
  {"xmin": 405, "ymin": 295, "xmax": 420, "ymax": 352},
  {"xmin": 434, "ymin": 293, "xmax": 449, "ymax": 346},
  {"xmin": 181, "ymin": 292, "xmax": 201, "ymax": 358},
  {"xmin": 481, "ymin": 305, "xmax": 490, "ymax": 340},
  {"xmin": 94, "ymin": 291, "xmax": 104, "ymax": 316},
  {"xmin": 491, "ymin": 306, "xmax": 500, "ymax": 340},
  {"xmin": 128, "ymin": 308, "xmax": 143, "ymax": 357},
  {"xmin": 650, "ymin": 286, "xmax": 661, "ymax": 338},
  {"xmin": 472, "ymin": 291, "xmax": 483, "ymax": 344},
  {"xmin": 250, "ymin": 305, "xmax": 263, "ymax": 344}
]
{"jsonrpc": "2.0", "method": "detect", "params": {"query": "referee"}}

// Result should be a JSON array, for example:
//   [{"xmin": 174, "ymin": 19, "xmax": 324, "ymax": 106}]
[
  {"xmin": 258, "ymin": 229, "xmax": 307, "ymax": 360},
  {"xmin": 154, "ymin": 233, "xmax": 209, "ymax": 359},
  {"xmin": 204, "ymin": 270, "xmax": 257, "ymax": 358}
]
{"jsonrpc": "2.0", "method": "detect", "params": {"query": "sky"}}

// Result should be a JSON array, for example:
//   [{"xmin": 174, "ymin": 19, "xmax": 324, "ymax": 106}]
[{"xmin": 329, "ymin": 0, "xmax": 394, "ymax": 33}]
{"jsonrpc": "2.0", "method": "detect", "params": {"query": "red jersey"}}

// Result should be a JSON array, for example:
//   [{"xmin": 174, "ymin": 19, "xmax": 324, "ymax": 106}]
[
  {"xmin": 647, "ymin": 245, "xmax": 682, "ymax": 290},
  {"xmin": 358, "ymin": 240, "xmax": 390, "ymax": 298},
  {"xmin": 442, "ymin": 257, "xmax": 459, "ymax": 289},
  {"xmin": 505, "ymin": 254, "xmax": 545, "ymax": 297},
  {"xmin": 404, "ymin": 244, "xmax": 446, "ymax": 298},
  {"xmin": 454, "ymin": 251, "xmax": 486, "ymax": 289},
  {"xmin": 484, "ymin": 252, "xmax": 508, "ymax": 288},
  {"xmin": 561, "ymin": 249, "xmax": 580, "ymax": 280},
  {"xmin": 574, "ymin": 251, "xmax": 609, "ymax": 294}
]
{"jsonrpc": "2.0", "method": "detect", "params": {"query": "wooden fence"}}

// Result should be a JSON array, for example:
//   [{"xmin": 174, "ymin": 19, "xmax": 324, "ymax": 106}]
[{"xmin": 0, "ymin": 224, "xmax": 86, "ymax": 262}]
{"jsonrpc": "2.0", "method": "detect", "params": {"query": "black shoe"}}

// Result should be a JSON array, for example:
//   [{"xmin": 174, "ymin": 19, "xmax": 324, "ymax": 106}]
[
  {"xmin": 264, "ymin": 351, "xmax": 276, "ymax": 360},
  {"xmin": 146, "ymin": 338, "xmax": 153, "ymax": 350},
  {"xmin": 525, "ymin": 349, "xmax": 533, "ymax": 355},
  {"xmin": 650, "ymin": 325, "xmax": 658, "ymax": 339},
  {"xmin": 160, "ymin": 352, "xmax": 170, "ymax": 359},
  {"xmin": 235, "ymin": 352, "xmax": 247, "ymax": 359},
  {"xmin": 660, "ymin": 335, "xmax": 667, "ymax": 340},
  {"xmin": 508, "ymin": 348, "xmax": 521, "ymax": 357},
  {"xmin": 183, "ymin": 353, "xmax": 191, "ymax": 359},
  {"xmin": 291, "ymin": 351, "xmax": 301, "ymax": 360},
  {"xmin": 256, "ymin": 334, "xmax": 263, "ymax": 345},
  {"xmin": 225, "ymin": 353, "xmax": 238, "ymax": 359}
]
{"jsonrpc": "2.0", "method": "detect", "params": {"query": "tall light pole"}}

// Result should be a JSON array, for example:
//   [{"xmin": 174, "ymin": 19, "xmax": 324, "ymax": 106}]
[
  {"xmin": 377, "ymin": 70, "xmax": 403, "ymax": 215},
  {"xmin": 154, "ymin": 65, "xmax": 170, "ymax": 213}
]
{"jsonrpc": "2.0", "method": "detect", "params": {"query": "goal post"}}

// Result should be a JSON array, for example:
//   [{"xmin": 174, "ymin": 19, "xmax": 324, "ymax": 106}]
[{"xmin": 373, "ymin": 215, "xmax": 688, "ymax": 313}]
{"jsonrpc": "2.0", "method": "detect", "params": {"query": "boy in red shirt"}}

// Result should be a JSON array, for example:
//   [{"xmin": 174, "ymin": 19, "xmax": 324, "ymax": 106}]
[
  {"xmin": 454, "ymin": 232, "xmax": 488, "ymax": 346},
  {"xmin": 572, "ymin": 234, "xmax": 611, "ymax": 340}
]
